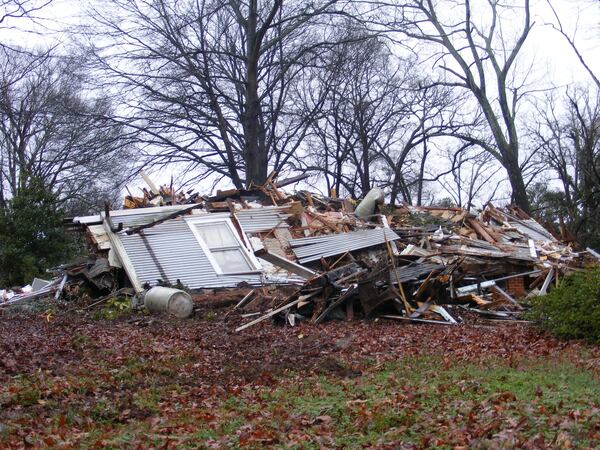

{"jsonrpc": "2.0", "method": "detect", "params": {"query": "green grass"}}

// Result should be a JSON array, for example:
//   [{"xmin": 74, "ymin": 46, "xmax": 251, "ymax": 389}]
[{"xmin": 2, "ymin": 355, "xmax": 599, "ymax": 448}]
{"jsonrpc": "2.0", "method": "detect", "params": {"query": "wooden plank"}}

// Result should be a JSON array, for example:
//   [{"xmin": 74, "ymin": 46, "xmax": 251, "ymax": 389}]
[
  {"xmin": 429, "ymin": 305, "xmax": 458, "ymax": 324},
  {"xmin": 254, "ymin": 249, "xmax": 316, "ymax": 279},
  {"xmin": 53, "ymin": 275, "xmax": 67, "ymax": 301},
  {"xmin": 274, "ymin": 173, "xmax": 310, "ymax": 188},
  {"xmin": 235, "ymin": 298, "xmax": 302, "ymax": 332},
  {"xmin": 528, "ymin": 239, "xmax": 537, "ymax": 258},
  {"xmin": 140, "ymin": 170, "xmax": 160, "ymax": 195},
  {"xmin": 467, "ymin": 218, "xmax": 497, "ymax": 244},
  {"xmin": 382, "ymin": 315, "xmax": 456, "ymax": 325},
  {"xmin": 234, "ymin": 290, "xmax": 256, "ymax": 310}
]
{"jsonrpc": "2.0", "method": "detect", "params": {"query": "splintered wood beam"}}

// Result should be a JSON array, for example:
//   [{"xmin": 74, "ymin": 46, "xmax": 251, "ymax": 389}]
[
  {"xmin": 467, "ymin": 218, "xmax": 497, "ymax": 244},
  {"xmin": 274, "ymin": 173, "xmax": 310, "ymax": 188},
  {"xmin": 140, "ymin": 170, "xmax": 160, "ymax": 195},
  {"xmin": 235, "ymin": 298, "xmax": 302, "ymax": 332},
  {"xmin": 254, "ymin": 249, "xmax": 316, "ymax": 279},
  {"xmin": 234, "ymin": 290, "xmax": 256, "ymax": 310}
]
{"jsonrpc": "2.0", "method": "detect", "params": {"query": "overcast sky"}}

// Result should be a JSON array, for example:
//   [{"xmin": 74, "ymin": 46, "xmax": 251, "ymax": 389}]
[
  {"xmin": 4, "ymin": 0, "xmax": 600, "ymax": 202},
  {"xmin": 13, "ymin": 0, "xmax": 598, "ymax": 87}
]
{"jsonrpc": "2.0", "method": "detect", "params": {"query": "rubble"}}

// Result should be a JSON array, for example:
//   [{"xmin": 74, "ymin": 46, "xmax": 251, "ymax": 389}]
[{"xmin": 5, "ymin": 173, "xmax": 598, "ymax": 328}]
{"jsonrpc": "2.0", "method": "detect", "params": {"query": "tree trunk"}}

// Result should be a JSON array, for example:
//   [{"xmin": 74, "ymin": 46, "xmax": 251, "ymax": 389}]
[
  {"xmin": 416, "ymin": 135, "xmax": 428, "ymax": 206},
  {"xmin": 503, "ymin": 153, "xmax": 530, "ymax": 213},
  {"xmin": 243, "ymin": 1, "xmax": 268, "ymax": 188}
]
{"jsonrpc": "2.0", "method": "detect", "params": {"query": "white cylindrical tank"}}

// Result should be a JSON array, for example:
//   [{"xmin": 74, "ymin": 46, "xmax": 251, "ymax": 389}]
[
  {"xmin": 144, "ymin": 287, "xmax": 194, "ymax": 318},
  {"xmin": 354, "ymin": 187, "xmax": 385, "ymax": 219}
]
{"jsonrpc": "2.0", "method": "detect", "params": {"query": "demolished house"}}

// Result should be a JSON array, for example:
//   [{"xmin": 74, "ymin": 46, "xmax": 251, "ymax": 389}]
[{"xmin": 3, "ymin": 175, "xmax": 598, "ymax": 328}]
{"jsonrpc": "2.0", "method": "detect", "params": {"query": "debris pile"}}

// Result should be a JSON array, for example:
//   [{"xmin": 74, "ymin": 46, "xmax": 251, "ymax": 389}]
[{"xmin": 4, "ymin": 174, "xmax": 599, "ymax": 329}]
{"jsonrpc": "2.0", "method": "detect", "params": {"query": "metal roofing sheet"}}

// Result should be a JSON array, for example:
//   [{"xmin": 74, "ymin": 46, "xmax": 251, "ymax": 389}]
[
  {"xmin": 236, "ymin": 209, "xmax": 290, "ymax": 233},
  {"xmin": 508, "ymin": 219, "xmax": 555, "ymax": 242},
  {"xmin": 290, "ymin": 228, "xmax": 400, "ymax": 263},
  {"xmin": 391, "ymin": 262, "xmax": 445, "ymax": 283}
]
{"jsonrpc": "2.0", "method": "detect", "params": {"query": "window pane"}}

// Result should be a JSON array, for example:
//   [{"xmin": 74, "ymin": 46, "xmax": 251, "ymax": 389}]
[
  {"xmin": 212, "ymin": 249, "xmax": 253, "ymax": 273},
  {"xmin": 195, "ymin": 223, "xmax": 237, "ymax": 248}
]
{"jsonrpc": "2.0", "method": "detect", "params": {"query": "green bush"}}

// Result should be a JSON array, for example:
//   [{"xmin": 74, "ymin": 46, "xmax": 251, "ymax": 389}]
[
  {"xmin": 528, "ymin": 267, "xmax": 600, "ymax": 343},
  {"xmin": 0, "ymin": 178, "xmax": 75, "ymax": 286}
]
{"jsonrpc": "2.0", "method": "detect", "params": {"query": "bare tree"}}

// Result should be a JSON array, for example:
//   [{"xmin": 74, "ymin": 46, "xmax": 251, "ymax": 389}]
[
  {"xmin": 0, "ymin": 47, "xmax": 134, "ymax": 211},
  {"xmin": 375, "ymin": 0, "xmax": 534, "ymax": 212},
  {"xmin": 87, "ymin": 0, "xmax": 351, "ymax": 189},
  {"xmin": 298, "ymin": 34, "xmax": 406, "ymax": 198},
  {"xmin": 437, "ymin": 147, "xmax": 502, "ymax": 210},
  {"xmin": 544, "ymin": 0, "xmax": 600, "ymax": 90},
  {"xmin": 0, "ymin": 0, "xmax": 51, "ymax": 26},
  {"xmin": 378, "ymin": 83, "xmax": 468, "ymax": 205},
  {"xmin": 530, "ymin": 87, "xmax": 600, "ymax": 245},
  {"xmin": 299, "ymin": 31, "xmax": 464, "ymax": 202},
  {"xmin": 0, "ymin": 1, "xmax": 53, "ymax": 50}
]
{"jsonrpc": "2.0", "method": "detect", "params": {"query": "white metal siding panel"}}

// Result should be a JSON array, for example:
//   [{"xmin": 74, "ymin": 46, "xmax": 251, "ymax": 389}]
[
  {"xmin": 236, "ymin": 209, "xmax": 290, "ymax": 233},
  {"xmin": 290, "ymin": 228, "xmax": 401, "ymax": 263},
  {"xmin": 117, "ymin": 219, "xmax": 262, "ymax": 288}
]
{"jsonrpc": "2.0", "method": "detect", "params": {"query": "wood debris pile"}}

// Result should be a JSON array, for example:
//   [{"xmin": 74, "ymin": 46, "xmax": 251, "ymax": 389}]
[
  {"xmin": 211, "ymin": 183, "xmax": 599, "ymax": 329},
  {"xmin": 7, "ymin": 174, "xmax": 598, "ymax": 326}
]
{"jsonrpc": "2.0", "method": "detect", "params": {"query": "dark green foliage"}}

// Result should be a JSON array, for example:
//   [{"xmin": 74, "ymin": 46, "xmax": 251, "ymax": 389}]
[
  {"xmin": 528, "ymin": 267, "xmax": 600, "ymax": 343},
  {"xmin": 528, "ymin": 182, "xmax": 600, "ymax": 249},
  {"xmin": 0, "ymin": 179, "xmax": 73, "ymax": 287}
]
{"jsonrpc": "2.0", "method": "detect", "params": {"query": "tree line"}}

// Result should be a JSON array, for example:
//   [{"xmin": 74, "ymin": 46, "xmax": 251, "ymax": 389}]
[{"xmin": 1, "ymin": 0, "xmax": 599, "ymax": 284}]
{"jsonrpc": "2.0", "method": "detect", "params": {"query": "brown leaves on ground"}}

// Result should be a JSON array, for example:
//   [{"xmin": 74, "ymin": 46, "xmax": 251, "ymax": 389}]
[{"xmin": 0, "ymin": 306, "xmax": 599, "ymax": 448}]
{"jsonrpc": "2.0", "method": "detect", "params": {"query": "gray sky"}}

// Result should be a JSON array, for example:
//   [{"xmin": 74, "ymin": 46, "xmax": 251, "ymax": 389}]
[
  {"xmin": 14, "ymin": 0, "xmax": 600, "ymax": 85},
  {"xmin": 4, "ymin": 0, "xmax": 600, "ymax": 202}
]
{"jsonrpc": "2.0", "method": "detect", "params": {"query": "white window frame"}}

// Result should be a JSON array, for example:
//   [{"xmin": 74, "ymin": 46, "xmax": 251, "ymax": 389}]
[{"xmin": 185, "ymin": 217, "xmax": 262, "ymax": 275}]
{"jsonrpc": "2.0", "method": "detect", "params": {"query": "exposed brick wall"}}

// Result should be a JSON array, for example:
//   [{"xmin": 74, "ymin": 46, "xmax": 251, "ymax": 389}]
[{"xmin": 505, "ymin": 276, "xmax": 525, "ymax": 299}]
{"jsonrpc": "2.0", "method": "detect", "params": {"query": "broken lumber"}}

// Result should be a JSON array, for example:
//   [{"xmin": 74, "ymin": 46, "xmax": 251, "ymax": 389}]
[
  {"xmin": 254, "ymin": 249, "xmax": 316, "ymax": 279},
  {"xmin": 235, "ymin": 297, "xmax": 302, "ymax": 332},
  {"xmin": 382, "ymin": 315, "xmax": 456, "ymax": 325}
]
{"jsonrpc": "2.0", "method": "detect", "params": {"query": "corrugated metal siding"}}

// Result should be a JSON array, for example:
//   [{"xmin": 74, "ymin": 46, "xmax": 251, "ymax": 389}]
[
  {"xmin": 290, "ymin": 228, "xmax": 400, "ymax": 263},
  {"xmin": 236, "ymin": 209, "xmax": 290, "ymax": 233},
  {"xmin": 508, "ymin": 219, "xmax": 555, "ymax": 242},
  {"xmin": 117, "ymin": 219, "xmax": 262, "ymax": 288},
  {"xmin": 391, "ymin": 262, "xmax": 445, "ymax": 283}
]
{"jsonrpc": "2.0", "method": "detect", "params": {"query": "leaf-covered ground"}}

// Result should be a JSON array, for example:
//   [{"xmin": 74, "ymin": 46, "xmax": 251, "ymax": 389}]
[{"xmin": 1, "ymin": 305, "xmax": 600, "ymax": 449}]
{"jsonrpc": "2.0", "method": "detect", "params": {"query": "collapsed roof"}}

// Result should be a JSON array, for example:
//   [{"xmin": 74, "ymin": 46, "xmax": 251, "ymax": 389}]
[{"xmin": 68, "ymin": 180, "xmax": 593, "ymax": 299}]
